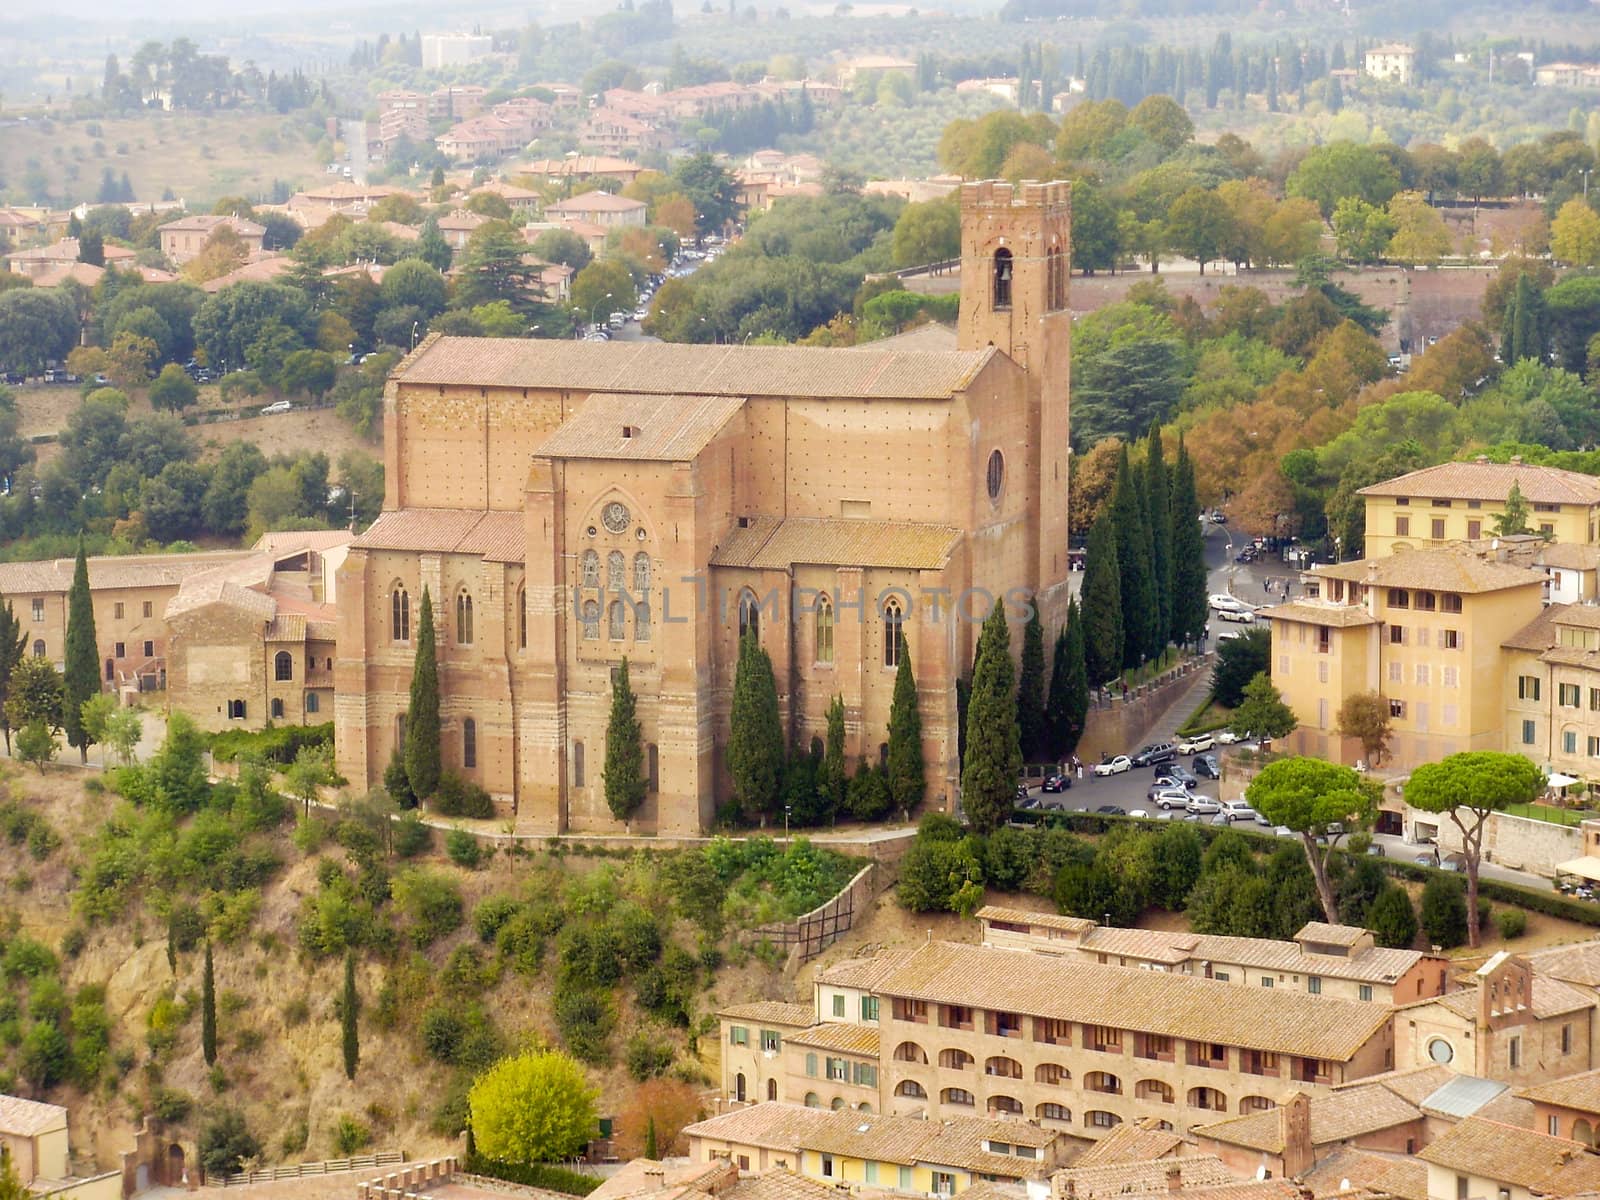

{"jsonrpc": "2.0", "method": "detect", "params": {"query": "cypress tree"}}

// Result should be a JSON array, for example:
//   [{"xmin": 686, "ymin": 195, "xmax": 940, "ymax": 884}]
[
  {"xmin": 404, "ymin": 588, "xmax": 441, "ymax": 802},
  {"xmin": 961, "ymin": 604, "xmax": 1021, "ymax": 835},
  {"xmin": 1502, "ymin": 273, "xmax": 1547, "ymax": 365},
  {"xmin": 1170, "ymin": 436, "xmax": 1209, "ymax": 648},
  {"xmin": 342, "ymin": 951, "xmax": 360, "ymax": 1080},
  {"xmin": 886, "ymin": 633, "xmax": 925, "ymax": 815},
  {"xmin": 1062, "ymin": 597, "xmax": 1090, "ymax": 752},
  {"xmin": 645, "ymin": 1115, "xmax": 658, "ymax": 1160},
  {"xmin": 818, "ymin": 695, "xmax": 847, "ymax": 821},
  {"xmin": 1045, "ymin": 626, "xmax": 1070, "ymax": 758},
  {"xmin": 603, "ymin": 657, "xmax": 647, "ymax": 824},
  {"xmin": 1145, "ymin": 426, "xmax": 1174, "ymax": 649},
  {"xmin": 1109, "ymin": 450, "xmax": 1157, "ymax": 670},
  {"xmin": 1081, "ymin": 513, "xmax": 1123, "ymax": 687},
  {"xmin": 62, "ymin": 537, "xmax": 99, "ymax": 764},
  {"xmin": 728, "ymin": 631, "xmax": 783, "ymax": 823},
  {"xmin": 0, "ymin": 597, "xmax": 25, "ymax": 755},
  {"xmin": 1017, "ymin": 607, "xmax": 1047, "ymax": 760},
  {"xmin": 201, "ymin": 942, "xmax": 217, "ymax": 1067},
  {"xmin": 1131, "ymin": 459, "xmax": 1162, "ymax": 662}
]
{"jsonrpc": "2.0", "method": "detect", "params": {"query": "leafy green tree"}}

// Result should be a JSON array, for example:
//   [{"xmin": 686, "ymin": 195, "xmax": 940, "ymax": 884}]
[
  {"xmin": 149, "ymin": 363, "xmax": 199, "ymax": 412},
  {"xmin": 671, "ymin": 154, "xmax": 740, "ymax": 236},
  {"xmin": 405, "ymin": 588, "xmax": 441, "ymax": 802},
  {"xmin": 416, "ymin": 216, "xmax": 453, "ymax": 272},
  {"xmin": 891, "ymin": 197, "xmax": 959, "ymax": 268},
  {"xmin": 1246, "ymin": 755, "xmax": 1374, "ymax": 923},
  {"xmin": 201, "ymin": 941, "xmax": 217, "ymax": 1066},
  {"xmin": 278, "ymin": 349, "xmax": 337, "ymax": 399},
  {"xmin": 7, "ymin": 654, "xmax": 64, "ymax": 741},
  {"xmin": 1405, "ymin": 751, "xmax": 1542, "ymax": 949},
  {"xmin": 1331, "ymin": 197, "xmax": 1396, "ymax": 264},
  {"xmin": 1385, "ymin": 191, "xmax": 1453, "ymax": 266},
  {"xmin": 530, "ymin": 229, "xmax": 593, "ymax": 273},
  {"xmin": 1187, "ymin": 865, "xmax": 1277, "ymax": 939},
  {"xmin": 342, "ymin": 950, "xmax": 359, "ymax": 1080},
  {"xmin": 285, "ymin": 742, "xmax": 333, "ymax": 819},
  {"xmin": 191, "ymin": 281, "xmax": 313, "ymax": 374},
  {"xmin": 728, "ymin": 631, "xmax": 783, "ymax": 823},
  {"xmin": 1016, "ymin": 610, "xmax": 1047, "ymax": 761},
  {"xmin": 817, "ymin": 696, "xmax": 847, "ymax": 820},
  {"xmin": 198, "ymin": 1109, "xmax": 260, "ymax": 1177},
  {"xmin": 1166, "ymin": 188, "xmax": 1235, "ymax": 273},
  {"xmin": 1336, "ymin": 691, "xmax": 1394, "ymax": 769},
  {"xmin": 886, "ymin": 633, "xmax": 925, "ymax": 814},
  {"xmin": 961, "ymin": 603, "xmax": 1021, "ymax": 835},
  {"xmin": 455, "ymin": 222, "xmax": 540, "ymax": 310},
  {"xmin": 1287, "ymin": 141, "xmax": 1402, "ymax": 218},
  {"xmin": 846, "ymin": 760, "xmax": 892, "ymax": 821},
  {"xmin": 1, "ymin": 1144, "xmax": 28, "ymax": 1200},
  {"xmin": 1501, "ymin": 274, "xmax": 1548, "ymax": 366},
  {"xmin": 1367, "ymin": 885, "xmax": 1418, "ymax": 949},
  {"xmin": 1231, "ymin": 672, "xmax": 1297, "ymax": 741},
  {"xmin": 0, "ymin": 289, "xmax": 79, "ymax": 378},
  {"xmin": 604, "ymin": 657, "xmax": 647, "ymax": 825},
  {"xmin": 572, "ymin": 259, "xmax": 638, "ymax": 326},
  {"xmin": 1420, "ymin": 876, "xmax": 1469, "ymax": 949},
  {"xmin": 1080, "ymin": 514, "xmax": 1122, "ymax": 687},
  {"xmin": 1128, "ymin": 94, "xmax": 1194, "ymax": 153},
  {"xmin": 15, "ymin": 721, "xmax": 56, "ymax": 773},
  {"xmin": 1551, "ymin": 198, "xmax": 1600, "ymax": 267},
  {"xmin": 468, "ymin": 1050, "xmax": 598, "ymax": 1164},
  {"xmin": 62, "ymin": 539, "xmax": 99, "ymax": 764},
  {"xmin": 1211, "ymin": 628, "xmax": 1268, "ymax": 708},
  {"xmin": 1493, "ymin": 480, "xmax": 1532, "ymax": 536},
  {"xmin": 1170, "ymin": 437, "xmax": 1207, "ymax": 646}
]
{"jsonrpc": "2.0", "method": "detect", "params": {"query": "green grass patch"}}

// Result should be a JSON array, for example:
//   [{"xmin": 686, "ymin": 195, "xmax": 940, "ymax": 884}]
[
  {"xmin": 1177, "ymin": 698, "xmax": 1233, "ymax": 738},
  {"xmin": 1504, "ymin": 803, "xmax": 1587, "ymax": 827}
]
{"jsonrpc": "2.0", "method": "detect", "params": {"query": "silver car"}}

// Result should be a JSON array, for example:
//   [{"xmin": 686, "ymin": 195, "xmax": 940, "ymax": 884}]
[{"xmin": 1186, "ymin": 797, "xmax": 1221, "ymax": 815}]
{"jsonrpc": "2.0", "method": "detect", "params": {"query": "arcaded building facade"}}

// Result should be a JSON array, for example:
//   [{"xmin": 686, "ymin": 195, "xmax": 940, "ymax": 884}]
[{"xmin": 334, "ymin": 180, "xmax": 1072, "ymax": 834}]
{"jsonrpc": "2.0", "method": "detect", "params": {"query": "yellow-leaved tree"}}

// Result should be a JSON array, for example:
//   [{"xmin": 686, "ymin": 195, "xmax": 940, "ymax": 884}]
[{"xmin": 469, "ymin": 1050, "xmax": 598, "ymax": 1164}]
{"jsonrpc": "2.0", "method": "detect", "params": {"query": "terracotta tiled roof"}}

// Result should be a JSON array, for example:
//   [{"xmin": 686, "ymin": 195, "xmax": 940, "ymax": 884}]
[
  {"xmin": 535, "ymin": 394, "xmax": 744, "ymax": 462},
  {"xmin": 1530, "ymin": 938, "xmax": 1600, "ymax": 987},
  {"xmin": 1358, "ymin": 461, "xmax": 1600, "ymax": 505},
  {"xmin": 587, "ymin": 1159, "xmax": 736, "ymax": 1200},
  {"xmin": 1069, "ymin": 1118, "xmax": 1183, "ymax": 1168},
  {"xmin": 1050, "ymin": 1156, "xmax": 1237, "ymax": 1198},
  {"xmin": 683, "ymin": 1103, "xmax": 1058, "ymax": 1176},
  {"xmin": 1297, "ymin": 922, "xmax": 1365, "ymax": 947},
  {"xmin": 1539, "ymin": 645, "xmax": 1600, "ymax": 669},
  {"xmin": 872, "ymin": 942, "xmax": 1392, "ymax": 1060},
  {"xmin": 0, "ymin": 1093, "xmax": 67, "ymax": 1135},
  {"xmin": 547, "ymin": 191, "xmax": 647, "ymax": 214},
  {"xmin": 0, "ymin": 550, "xmax": 251, "ymax": 596},
  {"xmin": 871, "ymin": 322, "xmax": 959, "ymax": 351},
  {"xmin": 160, "ymin": 213, "xmax": 266, "ymax": 236},
  {"xmin": 1332, "ymin": 1065, "xmax": 1455, "ymax": 1107},
  {"xmin": 1417, "ymin": 1117, "xmax": 1600, "ymax": 1193},
  {"xmin": 395, "ymin": 336, "xmax": 996, "ymax": 401},
  {"xmin": 717, "ymin": 1001, "xmax": 816, "ymax": 1027},
  {"xmin": 1260, "ymin": 602, "xmax": 1379, "ymax": 628},
  {"xmin": 722, "ymin": 1169, "xmax": 839, "ymax": 1200},
  {"xmin": 1134, "ymin": 1185, "xmax": 1303, "ymax": 1200},
  {"xmin": 1193, "ymin": 1084, "xmax": 1422, "ymax": 1153},
  {"xmin": 522, "ymin": 156, "xmax": 646, "ymax": 177},
  {"xmin": 253, "ymin": 530, "xmax": 358, "ymax": 554},
  {"xmin": 1364, "ymin": 1158, "xmax": 1427, "ymax": 1200},
  {"xmin": 1557, "ymin": 606, "xmax": 1600, "ymax": 629},
  {"xmin": 1312, "ymin": 549, "xmax": 1543, "ymax": 595},
  {"xmin": 977, "ymin": 906, "xmax": 1095, "ymax": 935},
  {"xmin": 711, "ymin": 517, "xmax": 961, "ymax": 572},
  {"xmin": 31, "ymin": 261, "xmax": 106, "ymax": 288},
  {"xmin": 199, "ymin": 255, "xmax": 293, "ymax": 291},
  {"xmin": 167, "ymin": 578, "xmax": 277, "ymax": 623},
  {"xmin": 353, "ymin": 508, "xmax": 525, "ymax": 563},
  {"xmin": 1539, "ymin": 543, "xmax": 1600, "ymax": 570},
  {"xmin": 813, "ymin": 948, "xmax": 915, "ymax": 990},
  {"xmin": 1420, "ymin": 973, "xmax": 1595, "ymax": 1021},
  {"xmin": 1505, "ymin": 604, "xmax": 1567, "ymax": 651},
  {"xmin": 785, "ymin": 1023, "xmax": 879, "ymax": 1056},
  {"xmin": 1298, "ymin": 1148, "xmax": 1417, "ymax": 1200},
  {"xmin": 1521, "ymin": 1067, "xmax": 1600, "ymax": 1115}
]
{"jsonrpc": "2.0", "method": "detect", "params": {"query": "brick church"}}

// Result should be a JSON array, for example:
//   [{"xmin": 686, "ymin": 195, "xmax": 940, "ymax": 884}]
[{"xmin": 333, "ymin": 180, "xmax": 1072, "ymax": 834}]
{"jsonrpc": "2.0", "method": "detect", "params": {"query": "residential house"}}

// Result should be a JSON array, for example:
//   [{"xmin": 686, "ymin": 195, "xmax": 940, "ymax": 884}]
[
  {"xmin": 1393, "ymin": 953, "xmax": 1594, "ymax": 1087},
  {"xmin": 470, "ymin": 181, "xmax": 544, "ymax": 213},
  {"xmin": 682, "ymin": 1103, "xmax": 1070, "ymax": 1194},
  {"xmin": 0, "ymin": 1094, "xmax": 69, "ymax": 1185},
  {"xmin": 436, "ymin": 208, "xmax": 488, "ymax": 250},
  {"xmin": 420, "ymin": 33, "xmax": 493, "ymax": 70},
  {"xmin": 1536, "ymin": 62, "xmax": 1589, "ymax": 87},
  {"xmin": 1415, "ymin": 1116, "xmax": 1600, "ymax": 1200},
  {"xmin": 836, "ymin": 55, "xmax": 917, "ymax": 86},
  {"xmin": 1049, "ymin": 1157, "xmax": 1243, "ymax": 1199},
  {"xmin": 1500, "ymin": 604, "xmax": 1600, "ymax": 778},
  {"xmin": 721, "ymin": 1001, "xmax": 818, "ymax": 1105},
  {"xmin": 158, "ymin": 214, "xmax": 266, "ymax": 265},
  {"xmin": 1521, "ymin": 1066, "xmax": 1600, "ymax": 1144},
  {"xmin": 975, "ymin": 908, "xmax": 1448, "ymax": 1005},
  {"xmin": 1263, "ymin": 548, "xmax": 1546, "ymax": 769},
  {"xmin": 521, "ymin": 156, "xmax": 649, "ymax": 187},
  {"xmin": 1363, "ymin": 44, "xmax": 1416, "ymax": 85},
  {"xmin": 5, "ymin": 237, "xmax": 136, "ymax": 278},
  {"xmin": 579, "ymin": 111, "xmax": 671, "ymax": 157},
  {"xmin": 545, "ymin": 190, "xmax": 647, "ymax": 228},
  {"xmin": 1357, "ymin": 459, "xmax": 1600, "ymax": 557}
]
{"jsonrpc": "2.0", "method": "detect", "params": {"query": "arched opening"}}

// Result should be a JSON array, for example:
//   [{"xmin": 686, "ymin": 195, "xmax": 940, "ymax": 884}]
[
  {"xmin": 581, "ymin": 600, "xmax": 600, "ymax": 640},
  {"xmin": 390, "ymin": 586, "xmax": 410, "ymax": 642},
  {"xmin": 895, "ymin": 1042, "xmax": 928, "ymax": 1064},
  {"xmin": 270, "ymin": 698, "xmax": 283, "ymax": 719},
  {"xmin": 647, "ymin": 743, "xmax": 659, "ymax": 792},
  {"xmin": 581, "ymin": 550, "xmax": 600, "ymax": 588},
  {"xmin": 987, "ymin": 1095, "xmax": 1022, "ymax": 1116},
  {"xmin": 463, "ymin": 718, "xmax": 477, "ymax": 769},
  {"xmin": 1086, "ymin": 1111, "xmax": 1122, "ymax": 1130},
  {"xmin": 165, "ymin": 1144, "xmax": 185, "ymax": 1186},
  {"xmin": 635, "ymin": 600, "xmax": 651, "ymax": 642},
  {"xmin": 608, "ymin": 599, "xmax": 626, "ymax": 640},
  {"xmin": 816, "ymin": 594, "xmax": 834, "ymax": 664},
  {"xmin": 607, "ymin": 550, "xmax": 626, "ymax": 593},
  {"xmin": 1136, "ymin": 1079, "xmax": 1175, "ymax": 1105},
  {"xmin": 938, "ymin": 1048, "xmax": 973, "ymax": 1070},
  {"xmin": 810, "ymin": 735, "xmax": 824, "ymax": 758},
  {"xmin": 1188, "ymin": 1087, "xmax": 1228, "ymax": 1112},
  {"xmin": 1036, "ymin": 1103, "xmax": 1070, "ymax": 1124},
  {"xmin": 1047, "ymin": 239, "xmax": 1066, "ymax": 310},
  {"xmin": 104, "ymin": 658, "xmax": 114, "ymax": 681},
  {"xmin": 895, "ymin": 1080, "xmax": 927, "ymax": 1098},
  {"xmin": 738, "ymin": 590, "xmax": 760, "ymax": 641},
  {"xmin": 1086, "ymin": 1072, "xmax": 1122, "ymax": 1095},
  {"xmin": 984, "ymin": 1056, "xmax": 1022, "ymax": 1079},
  {"xmin": 1577, "ymin": 1118, "xmax": 1595, "ymax": 1147},
  {"xmin": 1241, "ymin": 1096, "xmax": 1275, "ymax": 1114},
  {"xmin": 633, "ymin": 552, "xmax": 651, "ymax": 594},
  {"xmin": 940, "ymin": 1087, "xmax": 975, "ymax": 1107},
  {"xmin": 804, "ymin": 1092, "xmax": 820, "ymax": 1108},
  {"xmin": 883, "ymin": 599, "xmax": 903, "ymax": 668},
  {"xmin": 1035, "ymin": 1063, "xmax": 1069, "ymax": 1085},
  {"xmin": 32, "ymin": 639, "xmax": 44, "ymax": 657},
  {"xmin": 830, "ymin": 1098, "xmax": 846, "ymax": 1111},
  {"xmin": 456, "ymin": 591, "xmax": 474, "ymax": 645},
  {"xmin": 857, "ymin": 1102, "xmax": 873, "ymax": 1114},
  {"xmin": 993, "ymin": 247, "xmax": 1013, "ymax": 309},
  {"xmin": 274, "ymin": 651, "xmax": 293, "ymax": 681},
  {"xmin": 767, "ymin": 1079, "xmax": 778, "ymax": 1101}
]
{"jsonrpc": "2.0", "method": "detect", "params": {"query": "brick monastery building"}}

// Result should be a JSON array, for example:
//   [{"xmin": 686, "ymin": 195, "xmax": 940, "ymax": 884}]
[{"xmin": 334, "ymin": 180, "xmax": 1072, "ymax": 834}]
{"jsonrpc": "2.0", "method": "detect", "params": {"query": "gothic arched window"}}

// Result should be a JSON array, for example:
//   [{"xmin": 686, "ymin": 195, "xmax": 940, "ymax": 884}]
[{"xmin": 993, "ymin": 247, "xmax": 1013, "ymax": 309}]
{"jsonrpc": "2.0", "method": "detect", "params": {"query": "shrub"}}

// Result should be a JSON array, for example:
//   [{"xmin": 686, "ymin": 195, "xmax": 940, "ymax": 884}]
[
  {"xmin": 624, "ymin": 1032, "xmax": 674, "ymax": 1081},
  {"xmin": 1496, "ymin": 908, "xmax": 1528, "ymax": 940},
  {"xmin": 1420, "ymin": 876, "xmax": 1469, "ymax": 949},
  {"xmin": 462, "ymin": 1155, "xmax": 600, "ymax": 1195},
  {"xmin": 554, "ymin": 983, "xmax": 615, "ymax": 1064},
  {"xmin": 331, "ymin": 1113, "xmax": 371, "ymax": 1156},
  {"xmin": 392, "ymin": 869, "xmax": 463, "ymax": 947},
  {"xmin": 394, "ymin": 812, "xmax": 431, "ymax": 857},
  {"xmin": 474, "ymin": 896, "xmax": 524, "ymax": 943},
  {"xmin": 152, "ymin": 1086, "xmax": 193, "ymax": 1122},
  {"xmin": 434, "ymin": 773, "xmax": 494, "ymax": 819},
  {"xmin": 59, "ymin": 927, "xmax": 86, "ymax": 959},
  {"xmin": 210, "ymin": 722, "xmax": 333, "ymax": 766},
  {"xmin": 1367, "ymin": 885, "xmax": 1418, "ymax": 949},
  {"xmin": 197, "ymin": 1108, "xmax": 260, "ymax": 1177},
  {"xmin": 468, "ymin": 1049, "xmax": 598, "ymax": 1165},
  {"xmin": 282, "ymin": 997, "xmax": 310, "ymax": 1026},
  {"xmin": 421, "ymin": 1006, "xmax": 467, "ymax": 1063},
  {"xmin": 446, "ymin": 828, "xmax": 484, "ymax": 868}
]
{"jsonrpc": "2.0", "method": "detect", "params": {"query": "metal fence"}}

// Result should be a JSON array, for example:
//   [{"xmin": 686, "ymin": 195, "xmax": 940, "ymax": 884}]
[{"xmin": 206, "ymin": 1151, "xmax": 405, "ymax": 1187}]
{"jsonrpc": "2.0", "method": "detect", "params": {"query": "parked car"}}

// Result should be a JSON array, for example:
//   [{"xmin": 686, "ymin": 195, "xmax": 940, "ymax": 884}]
[
  {"xmin": 1127, "ymin": 809, "xmax": 1151, "ymax": 819},
  {"xmin": 1255, "ymin": 810, "xmax": 1276, "ymax": 827},
  {"xmin": 1193, "ymin": 754, "xmax": 1221, "ymax": 779},
  {"xmin": 1177, "ymin": 733, "xmax": 1214, "ymax": 754},
  {"xmin": 1187, "ymin": 797, "xmax": 1221, "ymax": 815},
  {"xmin": 1150, "ymin": 788, "xmax": 1192, "ymax": 811},
  {"xmin": 1209, "ymin": 593, "xmax": 1247, "ymax": 613},
  {"xmin": 1095, "ymin": 805, "xmax": 1125, "ymax": 816},
  {"xmin": 1217, "ymin": 729, "xmax": 1248, "ymax": 745},
  {"xmin": 1220, "ymin": 800, "xmax": 1257, "ymax": 822},
  {"xmin": 1164, "ymin": 765, "xmax": 1199, "ymax": 789},
  {"xmin": 1130, "ymin": 742, "xmax": 1176, "ymax": 767},
  {"xmin": 1152, "ymin": 773, "xmax": 1193, "ymax": 792},
  {"xmin": 260, "ymin": 400, "xmax": 293, "ymax": 415},
  {"xmin": 1217, "ymin": 608, "xmax": 1256, "ymax": 624},
  {"xmin": 1041, "ymin": 773, "xmax": 1070, "ymax": 792},
  {"xmin": 1093, "ymin": 755, "xmax": 1132, "ymax": 776},
  {"xmin": 1211, "ymin": 510, "xmax": 1227, "ymax": 523}
]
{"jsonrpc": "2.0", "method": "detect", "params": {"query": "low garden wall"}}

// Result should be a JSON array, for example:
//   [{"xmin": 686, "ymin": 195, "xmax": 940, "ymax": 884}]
[{"xmin": 1078, "ymin": 654, "xmax": 1213, "ymax": 766}]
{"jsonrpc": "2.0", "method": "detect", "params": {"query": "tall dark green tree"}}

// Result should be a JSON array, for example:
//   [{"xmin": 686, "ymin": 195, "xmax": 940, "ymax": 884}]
[
  {"xmin": 1145, "ymin": 426, "xmax": 1174, "ymax": 647},
  {"xmin": 404, "ymin": 587, "xmax": 441, "ymax": 801},
  {"xmin": 1170, "ymin": 436, "xmax": 1209, "ymax": 648},
  {"xmin": 1051, "ymin": 598, "xmax": 1091, "ymax": 755},
  {"xmin": 728, "ymin": 631, "xmax": 783, "ymax": 823},
  {"xmin": 1017, "ymin": 608, "xmax": 1048, "ymax": 760},
  {"xmin": 0, "ymin": 596, "xmax": 26, "ymax": 755},
  {"xmin": 1110, "ymin": 449, "xmax": 1158, "ymax": 668},
  {"xmin": 818, "ymin": 695, "xmax": 847, "ymax": 821},
  {"xmin": 1502, "ymin": 272, "xmax": 1548, "ymax": 365},
  {"xmin": 416, "ymin": 216, "xmax": 453, "ymax": 273},
  {"xmin": 201, "ymin": 942, "xmax": 217, "ymax": 1067},
  {"xmin": 603, "ymin": 657, "xmax": 647, "ymax": 824},
  {"xmin": 62, "ymin": 538, "xmax": 99, "ymax": 764},
  {"xmin": 1044, "ymin": 625, "xmax": 1071, "ymax": 758},
  {"xmin": 961, "ymin": 604, "xmax": 1021, "ymax": 835},
  {"xmin": 1081, "ymin": 513, "xmax": 1123, "ymax": 686},
  {"xmin": 886, "ymin": 633, "xmax": 925, "ymax": 815},
  {"xmin": 342, "ymin": 951, "xmax": 360, "ymax": 1080}
]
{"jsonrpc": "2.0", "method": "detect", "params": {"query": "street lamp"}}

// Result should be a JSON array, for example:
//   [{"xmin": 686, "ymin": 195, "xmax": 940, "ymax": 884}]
[
  {"xmin": 590, "ymin": 292, "xmax": 613, "ymax": 333},
  {"xmin": 1585, "ymin": 168, "xmax": 1592, "ymax": 200},
  {"xmin": 410, "ymin": 321, "xmax": 420, "ymax": 351},
  {"xmin": 785, "ymin": 805, "xmax": 791, "ymax": 842}
]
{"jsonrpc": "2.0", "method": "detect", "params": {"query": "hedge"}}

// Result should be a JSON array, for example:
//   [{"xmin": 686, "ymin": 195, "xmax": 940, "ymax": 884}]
[
  {"xmin": 1379, "ymin": 859, "xmax": 1600, "ymax": 928},
  {"xmin": 210, "ymin": 722, "xmax": 334, "ymax": 765},
  {"xmin": 462, "ymin": 1153, "xmax": 601, "ymax": 1194}
]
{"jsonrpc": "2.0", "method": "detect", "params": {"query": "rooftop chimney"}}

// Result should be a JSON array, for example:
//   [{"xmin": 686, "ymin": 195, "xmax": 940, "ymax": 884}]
[
  {"xmin": 1511, "ymin": 455, "xmax": 1524, "ymax": 465},
  {"xmin": 1165, "ymin": 1165, "xmax": 1183, "ymax": 1195},
  {"xmin": 1279, "ymin": 1092, "xmax": 1313, "ymax": 1179},
  {"xmin": 1476, "ymin": 455, "xmax": 1488, "ymax": 464}
]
